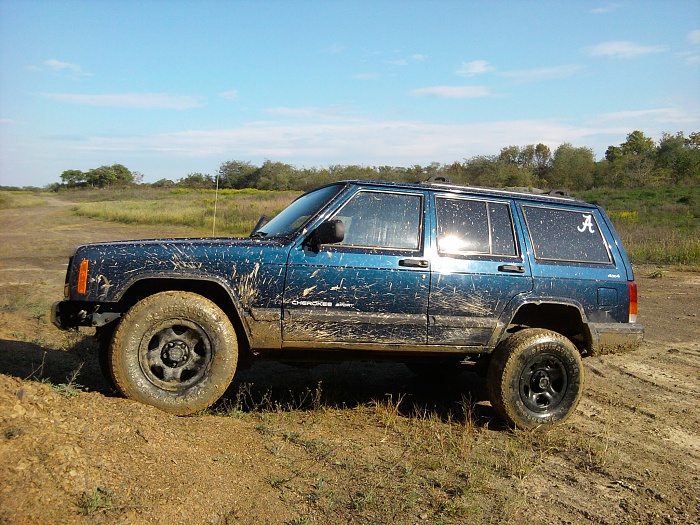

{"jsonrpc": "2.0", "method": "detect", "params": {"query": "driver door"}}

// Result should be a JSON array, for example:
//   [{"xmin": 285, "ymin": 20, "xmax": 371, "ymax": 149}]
[{"xmin": 283, "ymin": 188, "xmax": 430, "ymax": 347}]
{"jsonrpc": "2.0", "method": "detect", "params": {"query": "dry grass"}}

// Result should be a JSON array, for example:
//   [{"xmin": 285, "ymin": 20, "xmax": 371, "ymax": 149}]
[
  {"xmin": 0, "ymin": 190, "xmax": 47, "ymax": 209},
  {"xmin": 69, "ymin": 188, "xmax": 300, "ymax": 236},
  {"xmin": 195, "ymin": 381, "xmax": 627, "ymax": 524}
]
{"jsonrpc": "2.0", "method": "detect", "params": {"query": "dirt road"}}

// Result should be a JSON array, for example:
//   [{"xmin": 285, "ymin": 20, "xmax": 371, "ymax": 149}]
[{"xmin": 1, "ymin": 196, "xmax": 698, "ymax": 524}]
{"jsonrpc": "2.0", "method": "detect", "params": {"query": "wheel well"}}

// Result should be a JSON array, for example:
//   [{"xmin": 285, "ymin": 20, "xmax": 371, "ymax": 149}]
[
  {"xmin": 508, "ymin": 303, "xmax": 591, "ymax": 354},
  {"xmin": 116, "ymin": 278, "xmax": 251, "ymax": 354}
]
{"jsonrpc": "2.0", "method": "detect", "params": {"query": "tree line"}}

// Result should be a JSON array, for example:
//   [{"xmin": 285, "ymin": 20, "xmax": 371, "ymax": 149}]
[{"xmin": 53, "ymin": 130, "xmax": 698, "ymax": 192}]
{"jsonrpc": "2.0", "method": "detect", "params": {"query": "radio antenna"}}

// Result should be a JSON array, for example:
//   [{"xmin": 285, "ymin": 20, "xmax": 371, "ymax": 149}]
[{"xmin": 212, "ymin": 172, "xmax": 220, "ymax": 237}]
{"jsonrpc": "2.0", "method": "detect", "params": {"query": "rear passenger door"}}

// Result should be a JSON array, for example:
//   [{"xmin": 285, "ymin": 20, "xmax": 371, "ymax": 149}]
[{"xmin": 428, "ymin": 194, "xmax": 533, "ymax": 346}]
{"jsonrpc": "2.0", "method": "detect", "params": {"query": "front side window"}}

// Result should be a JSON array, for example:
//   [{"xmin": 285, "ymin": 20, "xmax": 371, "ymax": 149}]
[
  {"xmin": 256, "ymin": 184, "xmax": 343, "ymax": 237},
  {"xmin": 522, "ymin": 205, "xmax": 612, "ymax": 264},
  {"xmin": 436, "ymin": 197, "xmax": 517, "ymax": 257},
  {"xmin": 333, "ymin": 191, "xmax": 423, "ymax": 250}
]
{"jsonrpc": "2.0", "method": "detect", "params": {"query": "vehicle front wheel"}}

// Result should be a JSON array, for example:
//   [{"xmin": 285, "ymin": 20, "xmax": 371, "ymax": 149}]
[
  {"xmin": 110, "ymin": 291, "xmax": 238, "ymax": 415},
  {"xmin": 487, "ymin": 329, "xmax": 583, "ymax": 429}
]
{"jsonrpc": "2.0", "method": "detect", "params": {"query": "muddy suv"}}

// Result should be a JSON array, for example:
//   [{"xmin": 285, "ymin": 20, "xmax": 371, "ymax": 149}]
[{"xmin": 52, "ymin": 180, "xmax": 643, "ymax": 428}]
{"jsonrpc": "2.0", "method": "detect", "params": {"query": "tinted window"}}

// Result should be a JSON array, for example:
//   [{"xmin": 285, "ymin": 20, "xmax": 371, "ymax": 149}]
[
  {"xmin": 523, "ymin": 205, "xmax": 611, "ymax": 263},
  {"xmin": 334, "ymin": 191, "xmax": 422, "ymax": 250},
  {"xmin": 436, "ymin": 198, "xmax": 517, "ymax": 257}
]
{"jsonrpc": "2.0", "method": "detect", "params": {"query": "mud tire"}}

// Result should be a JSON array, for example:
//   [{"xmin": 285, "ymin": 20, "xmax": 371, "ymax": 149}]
[
  {"xmin": 110, "ymin": 291, "xmax": 238, "ymax": 415},
  {"xmin": 487, "ymin": 328, "xmax": 583, "ymax": 429}
]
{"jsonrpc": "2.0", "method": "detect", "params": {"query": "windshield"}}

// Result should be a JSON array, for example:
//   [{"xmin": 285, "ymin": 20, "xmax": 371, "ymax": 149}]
[{"xmin": 255, "ymin": 184, "xmax": 344, "ymax": 238}]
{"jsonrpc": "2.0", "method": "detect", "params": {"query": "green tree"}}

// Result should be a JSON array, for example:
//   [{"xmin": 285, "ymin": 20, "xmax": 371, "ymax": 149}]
[
  {"xmin": 218, "ymin": 160, "xmax": 259, "ymax": 189},
  {"xmin": 621, "ymin": 130, "xmax": 655, "ymax": 156},
  {"xmin": 657, "ymin": 132, "xmax": 700, "ymax": 184},
  {"xmin": 533, "ymin": 143, "xmax": 552, "ymax": 183},
  {"xmin": 152, "ymin": 178, "xmax": 175, "ymax": 188},
  {"xmin": 179, "ymin": 172, "xmax": 214, "ymax": 188},
  {"xmin": 60, "ymin": 169, "xmax": 85, "ymax": 187},
  {"xmin": 256, "ymin": 160, "xmax": 292, "ymax": 190},
  {"xmin": 85, "ymin": 166, "xmax": 116, "ymax": 187},
  {"xmin": 550, "ymin": 144, "xmax": 595, "ymax": 190},
  {"xmin": 110, "ymin": 164, "xmax": 133, "ymax": 184},
  {"xmin": 82, "ymin": 164, "xmax": 134, "ymax": 188}
]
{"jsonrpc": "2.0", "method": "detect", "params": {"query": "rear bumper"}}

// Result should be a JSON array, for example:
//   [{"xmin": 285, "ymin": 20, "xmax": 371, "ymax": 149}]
[{"xmin": 589, "ymin": 322, "xmax": 644, "ymax": 355}]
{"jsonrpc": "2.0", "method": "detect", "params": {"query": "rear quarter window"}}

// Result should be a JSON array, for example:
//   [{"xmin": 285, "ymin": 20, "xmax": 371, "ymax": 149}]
[{"xmin": 522, "ymin": 205, "xmax": 612, "ymax": 264}]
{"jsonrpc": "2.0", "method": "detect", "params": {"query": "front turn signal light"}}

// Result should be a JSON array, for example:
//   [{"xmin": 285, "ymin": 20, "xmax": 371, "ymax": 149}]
[{"xmin": 77, "ymin": 259, "xmax": 89, "ymax": 295}]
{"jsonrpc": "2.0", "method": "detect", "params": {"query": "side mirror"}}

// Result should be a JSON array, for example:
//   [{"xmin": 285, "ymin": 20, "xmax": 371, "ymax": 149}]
[
  {"xmin": 307, "ymin": 219, "xmax": 344, "ymax": 250},
  {"xmin": 250, "ymin": 215, "xmax": 270, "ymax": 236}
]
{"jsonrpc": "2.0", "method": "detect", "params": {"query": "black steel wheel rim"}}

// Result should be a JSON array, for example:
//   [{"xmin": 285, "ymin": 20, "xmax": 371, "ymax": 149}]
[
  {"xmin": 139, "ymin": 319, "xmax": 212, "ymax": 391},
  {"xmin": 519, "ymin": 352, "xmax": 568, "ymax": 414}
]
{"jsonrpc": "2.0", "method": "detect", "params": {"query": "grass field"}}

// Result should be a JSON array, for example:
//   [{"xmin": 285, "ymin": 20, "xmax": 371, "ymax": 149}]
[
  {"xmin": 576, "ymin": 187, "xmax": 700, "ymax": 266},
  {"xmin": 68, "ymin": 187, "xmax": 301, "ymax": 237},
  {"xmin": 0, "ymin": 190, "xmax": 47, "ymax": 209},
  {"xmin": 7, "ymin": 185, "xmax": 700, "ymax": 267}
]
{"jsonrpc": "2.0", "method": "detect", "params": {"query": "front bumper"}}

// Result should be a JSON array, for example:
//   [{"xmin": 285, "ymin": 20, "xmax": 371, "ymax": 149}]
[
  {"xmin": 52, "ymin": 301, "xmax": 121, "ymax": 330},
  {"xmin": 51, "ymin": 301, "xmax": 85, "ymax": 330}
]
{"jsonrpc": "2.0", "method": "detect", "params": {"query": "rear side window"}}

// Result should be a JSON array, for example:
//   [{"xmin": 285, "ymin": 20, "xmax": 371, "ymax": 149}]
[
  {"xmin": 436, "ymin": 197, "xmax": 517, "ymax": 257},
  {"xmin": 522, "ymin": 205, "xmax": 612, "ymax": 264}
]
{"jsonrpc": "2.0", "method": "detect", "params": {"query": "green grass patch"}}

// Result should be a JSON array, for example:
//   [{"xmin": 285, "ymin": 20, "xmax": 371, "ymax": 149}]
[
  {"xmin": 0, "ymin": 190, "xmax": 47, "ymax": 209},
  {"xmin": 576, "ymin": 186, "xmax": 699, "ymax": 266},
  {"xmin": 69, "ymin": 187, "xmax": 300, "ymax": 236}
]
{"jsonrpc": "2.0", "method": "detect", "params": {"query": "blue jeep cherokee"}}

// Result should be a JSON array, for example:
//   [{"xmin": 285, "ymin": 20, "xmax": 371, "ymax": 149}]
[{"xmin": 52, "ymin": 179, "xmax": 643, "ymax": 428}]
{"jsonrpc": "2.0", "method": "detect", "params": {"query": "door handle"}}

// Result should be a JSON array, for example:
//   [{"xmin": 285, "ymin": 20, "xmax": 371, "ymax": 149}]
[
  {"xmin": 498, "ymin": 264, "xmax": 526, "ymax": 273},
  {"xmin": 399, "ymin": 259, "xmax": 429, "ymax": 268}
]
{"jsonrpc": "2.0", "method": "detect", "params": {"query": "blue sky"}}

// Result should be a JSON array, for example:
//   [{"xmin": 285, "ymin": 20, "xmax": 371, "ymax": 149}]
[{"xmin": 1, "ymin": 0, "xmax": 699, "ymax": 187}]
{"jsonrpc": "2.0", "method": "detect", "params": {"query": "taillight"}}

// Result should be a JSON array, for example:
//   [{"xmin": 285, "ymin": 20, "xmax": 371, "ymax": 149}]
[
  {"xmin": 628, "ymin": 281, "xmax": 638, "ymax": 323},
  {"xmin": 77, "ymin": 259, "xmax": 89, "ymax": 295}
]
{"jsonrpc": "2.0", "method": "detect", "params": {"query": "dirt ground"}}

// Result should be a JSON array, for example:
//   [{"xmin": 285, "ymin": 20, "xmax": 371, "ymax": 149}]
[{"xmin": 0, "ymin": 197, "xmax": 698, "ymax": 525}]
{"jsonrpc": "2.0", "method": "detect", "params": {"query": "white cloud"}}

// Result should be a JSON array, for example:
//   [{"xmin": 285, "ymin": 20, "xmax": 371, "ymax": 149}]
[
  {"xmin": 408, "ymin": 86, "xmax": 492, "ymax": 99},
  {"xmin": 590, "ymin": 3, "xmax": 620, "ymax": 15},
  {"xmin": 499, "ymin": 64, "xmax": 584, "ymax": 82},
  {"xmin": 589, "ymin": 107, "xmax": 699, "ymax": 126},
  {"xmin": 685, "ymin": 54, "xmax": 700, "ymax": 66},
  {"xmin": 585, "ymin": 41, "xmax": 668, "ymax": 58},
  {"xmin": 689, "ymin": 30, "xmax": 700, "ymax": 45},
  {"xmin": 456, "ymin": 60, "xmax": 495, "ymax": 77},
  {"xmin": 42, "ymin": 59, "xmax": 92, "ymax": 77},
  {"xmin": 386, "ymin": 54, "xmax": 427, "ymax": 66},
  {"xmin": 40, "ymin": 93, "xmax": 203, "ymax": 109},
  {"xmin": 65, "ymin": 118, "xmax": 627, "ymax": 166},
  {"xmin": 219, "ymin": 90, "xmax": 239, "ymax": 100},
  {"xmin": 265, "ymin": 106, "xmax": 351, "ymax": 119},
  {"xmin": 9, "ymin": 107, "xmax": 700, "ymax": 186}
]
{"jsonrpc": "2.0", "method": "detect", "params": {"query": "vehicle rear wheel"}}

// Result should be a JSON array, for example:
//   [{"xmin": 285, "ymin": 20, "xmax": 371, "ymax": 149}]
[
  {"xmin": 487, "ymin": 328, "xmax": 583, "ymax": 429},
  {"xmin": 110, "ymin": 291, "xmax": 238, "ymax": 415}
]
